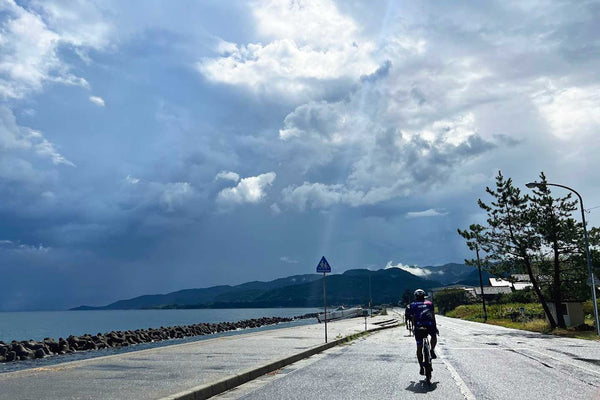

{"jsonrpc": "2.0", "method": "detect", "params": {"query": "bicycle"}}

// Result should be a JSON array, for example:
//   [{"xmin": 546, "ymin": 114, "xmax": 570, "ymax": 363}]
[
  {"xmin": 405, "ymin": 313, "xmax": 413, "ymax": 336},
  {"xmin": 416, "ymin": 327, "xmax": 433, "ymax": 384}
]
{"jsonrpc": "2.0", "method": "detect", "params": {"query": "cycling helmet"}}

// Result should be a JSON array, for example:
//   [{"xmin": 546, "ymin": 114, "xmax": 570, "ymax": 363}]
[{"xmin": 414, "ymin": 289, "xmax": 426, "ymax": 300}]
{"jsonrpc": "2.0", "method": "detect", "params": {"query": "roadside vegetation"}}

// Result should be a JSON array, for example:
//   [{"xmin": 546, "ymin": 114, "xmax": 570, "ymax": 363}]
[
  {"xmin": 440, "ymin": 295, "xmax": 600, "ymax": 340},
  {"xmin": 454, "ymin": 170, "xmax": 600, "ymax": 336}
]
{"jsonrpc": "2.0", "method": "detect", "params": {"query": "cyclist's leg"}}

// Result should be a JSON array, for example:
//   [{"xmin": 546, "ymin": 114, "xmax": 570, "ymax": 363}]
[
  {"xmin": 430, "ymin": 331, "xmax": 437, "ymax": 350},
  {"xmin": 428, "ymin": 327, "xmax": 437, "ymax": 359},
  {"xmin": 414, "ymin": 328, "xmax": 425, "ymax": 374}
]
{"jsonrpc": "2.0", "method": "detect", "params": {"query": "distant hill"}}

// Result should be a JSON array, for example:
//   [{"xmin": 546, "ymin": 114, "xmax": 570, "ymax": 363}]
[
  {"xmin": 453, "ymin": 268, "xmax": 494, "ymax": 287},
  {"xmin": 71, "ymin": 274, "xmax": 322, "ymax": 310},
  {"xmin": 71, "ymin": 268, "xmax": 442, "ymax": 310},
  {"xmin": 402, "ymin": 263, "xmax": 475, "ymax": 286},
  {"xmin": 245, "ymin": 268, "xmax": 442, "ymax": 307}
]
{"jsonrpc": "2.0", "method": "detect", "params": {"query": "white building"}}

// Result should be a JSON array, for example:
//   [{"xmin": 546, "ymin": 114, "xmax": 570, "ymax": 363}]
[{"xmin": 489, "ymin": 275, "xmax": 533, "ymax": 291}]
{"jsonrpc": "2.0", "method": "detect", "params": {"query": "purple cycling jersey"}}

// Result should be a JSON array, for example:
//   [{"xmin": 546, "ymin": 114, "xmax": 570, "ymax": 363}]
[{"xmin": 407, "ymin": 300, "xmax": 435, "ymax": 327}]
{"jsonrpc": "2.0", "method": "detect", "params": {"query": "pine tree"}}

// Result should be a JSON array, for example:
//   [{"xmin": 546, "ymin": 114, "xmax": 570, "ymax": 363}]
[
  {"xmin": 528, "ymin": 172, "xmax": 582, "ymax": 328},
  {"xmin": 475, "ymin": 171, "xmax": 556, "ymax": 328}
]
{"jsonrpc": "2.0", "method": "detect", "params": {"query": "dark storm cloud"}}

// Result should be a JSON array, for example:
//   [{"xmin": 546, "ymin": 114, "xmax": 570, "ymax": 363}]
[{"xmin": 0, "ymin": 0, "xmax": 598, "ymax": 310}]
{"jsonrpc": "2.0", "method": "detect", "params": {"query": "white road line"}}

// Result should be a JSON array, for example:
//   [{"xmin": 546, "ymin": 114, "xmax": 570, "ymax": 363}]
[
  {"xmin": 439, "ymin": 350, "xmax": 476, "ymax": 400},
  {"xmin": 448, "ymin": 347, "xmax": 508, "ymax": 350}
]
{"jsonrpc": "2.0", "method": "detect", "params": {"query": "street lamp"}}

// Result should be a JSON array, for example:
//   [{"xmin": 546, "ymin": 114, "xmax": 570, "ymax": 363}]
[{"xmin": 526, "ymin": 181, "xmax": 600, "ymax": 335}]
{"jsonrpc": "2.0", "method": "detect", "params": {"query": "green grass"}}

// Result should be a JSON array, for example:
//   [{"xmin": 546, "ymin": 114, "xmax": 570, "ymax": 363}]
[
  {"xmin": 486, "ymin": 318, "xmax": 552, "ymax": 333},
  {"xmin": 445, "ymin": 303, "xmax": 600, "ymax": 340},
  {"xmin": 446, "ymin": 302, "xmax": 544, "ymax": 321}
]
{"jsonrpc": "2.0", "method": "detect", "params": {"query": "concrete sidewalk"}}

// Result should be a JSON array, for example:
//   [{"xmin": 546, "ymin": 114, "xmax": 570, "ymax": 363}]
[{"xmin": 0, "ymin": 313, "xmax": 399, "ymax": 400}]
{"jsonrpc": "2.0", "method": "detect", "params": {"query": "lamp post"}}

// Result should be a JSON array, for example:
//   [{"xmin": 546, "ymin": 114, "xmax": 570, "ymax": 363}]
[{"xmin": 526, "ymin": 181, "xmax": 600, "ymax": 335}]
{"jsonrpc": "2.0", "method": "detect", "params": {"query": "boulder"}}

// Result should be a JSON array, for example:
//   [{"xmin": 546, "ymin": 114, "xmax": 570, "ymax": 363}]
[
  {"xmin": 5, "ymin": 351, "xmax": 16, "ymax": 362},
  {"xmin": 14, "ymin": 344, "xmax": 34, "ymax": 359},
  {"xmin": 58, "ymin": 339, "xmax": 71, "ymax": 354},
  {"xmin": 43, "ymin": 338, "xmax": 60, "ymax": 354}
]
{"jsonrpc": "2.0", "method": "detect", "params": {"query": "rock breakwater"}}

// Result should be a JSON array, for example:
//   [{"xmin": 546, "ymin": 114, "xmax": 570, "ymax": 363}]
[{"xmin": 0, "ymin": 313, "xmax": 317, "ymax": 363}]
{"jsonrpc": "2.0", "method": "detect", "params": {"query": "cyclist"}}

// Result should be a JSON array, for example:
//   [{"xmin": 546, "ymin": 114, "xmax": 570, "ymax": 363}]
[
  {"xmin": 405, "ymin": 289, "xmax": 438, "ymax": 376},
  {"xmin": 404, "ymin": 309, "xmax": 413, "ymax": 334}
]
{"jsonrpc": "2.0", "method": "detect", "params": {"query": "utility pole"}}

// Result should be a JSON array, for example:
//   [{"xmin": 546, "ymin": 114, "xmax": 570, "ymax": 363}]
[
  {"xmin": 369, "ymin": 270, "xmax": 372, "ymax": 317},
  {"xmin": 323, "ymin": 271, "xmax": 327, "ymax": 342},
  {"xmin": 458, "ymin": 224, "xmax": 488, "ymax": 323}
]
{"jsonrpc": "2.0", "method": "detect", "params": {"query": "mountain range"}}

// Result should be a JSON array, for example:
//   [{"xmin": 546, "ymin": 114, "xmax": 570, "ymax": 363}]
[{"xmin": 71, "ymin": 263, "xmax": 479, "ymax": 310}]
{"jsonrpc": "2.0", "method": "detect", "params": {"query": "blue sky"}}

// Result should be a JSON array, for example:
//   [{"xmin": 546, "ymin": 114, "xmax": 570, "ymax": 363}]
[{"xmin": 1, "ymin": 0, "xmax": 599, "ymax": 310}]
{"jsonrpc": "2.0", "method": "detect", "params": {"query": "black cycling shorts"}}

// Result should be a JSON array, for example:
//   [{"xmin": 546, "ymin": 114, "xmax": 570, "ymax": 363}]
[{"xmin": 414, "ymin": 325, "xmax": 436, "ymax": 345}]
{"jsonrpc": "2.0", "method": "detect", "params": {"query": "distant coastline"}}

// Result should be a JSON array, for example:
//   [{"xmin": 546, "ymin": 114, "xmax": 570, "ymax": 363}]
[
  {"xmin": 70, "ymin": 265, "xmax": 471, "ymax": 311},
  {"xmin": 72, "ymin": 301, "xmax": 334, "ymax": 311}
]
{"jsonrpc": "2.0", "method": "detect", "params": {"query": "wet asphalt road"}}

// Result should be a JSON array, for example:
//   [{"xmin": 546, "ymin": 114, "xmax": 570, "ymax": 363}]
[{"xmin": 215, "ymin": 312, "xmax": 600, "ymax": 400}]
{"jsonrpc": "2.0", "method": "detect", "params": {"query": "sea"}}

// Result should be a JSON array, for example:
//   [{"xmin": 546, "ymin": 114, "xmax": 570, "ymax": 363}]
[{"xmin": 0, "ymin": 308, "xmax": 321, "ymax": 373}]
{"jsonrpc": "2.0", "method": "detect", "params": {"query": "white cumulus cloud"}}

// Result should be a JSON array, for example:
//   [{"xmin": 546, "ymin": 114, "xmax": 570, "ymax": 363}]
[
  {"xmin": 89, "ymin": 96, "xmax": 105, "ymax": 107},
  {"xmin": 0, "ymin": 106, "xmax": 74, "ymax": 168},
  {"xmin": 406, "ymin": 209, "xmax": 448, "ymax": 219},
  {"xmin": 217, "ymin": 172, "xmax": 276, "ymax": 206},
  {"xmin": 533, "ymin": 83, "xmax": 600, "ymax": 140},
  {"xmin": 281, "ymin": 182, "xmax": 368, "ymax": 210},
  {"xmin": 276, "ymin": 57, "xmax": 497, "ymax": 210},
  {"xmin": 197, "ymin": 0, "xmax": 378, "ymax": 98},
  {"xmin": 0, "ymin": 0, "xmax": 111, "ymax": 99},
  {"xmin": 215, "ymin": 170, "xmax": 240, "ymax": 183},
  {"xmin": 385, "ymin": 261, "xmax": 431, "ymax": 278}
]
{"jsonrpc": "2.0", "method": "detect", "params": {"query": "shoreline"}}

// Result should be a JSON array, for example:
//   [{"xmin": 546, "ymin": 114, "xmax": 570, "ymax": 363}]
[
  {"xmin": 0, "ymin": 313, "xmax": 317, "ymax": 368},
  {"xmin": 0, "ymin": 307, "xmax": 321, "ymax": 343}
]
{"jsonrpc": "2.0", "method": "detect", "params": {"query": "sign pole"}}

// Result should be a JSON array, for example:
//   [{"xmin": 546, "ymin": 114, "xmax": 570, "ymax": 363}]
[
  {"xmin": 316, "ymin": 256, "xmax": 332, "ymax": 343},
  {"xmin": 323, "ymin": 271, "xmax": 327, "ymax": 343}
]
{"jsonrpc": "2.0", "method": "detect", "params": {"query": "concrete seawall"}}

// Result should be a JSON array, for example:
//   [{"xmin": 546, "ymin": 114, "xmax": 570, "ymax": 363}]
[{"xmin": 0, "ymin": 313, "xmax": 399, "ymax": 400}]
